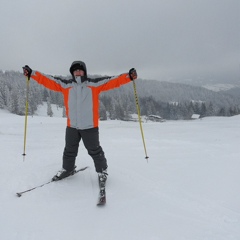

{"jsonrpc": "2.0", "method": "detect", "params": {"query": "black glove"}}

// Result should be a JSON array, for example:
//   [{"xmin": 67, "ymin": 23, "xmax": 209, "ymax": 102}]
[
  {"xmin": 22, "ymin": 65, "xmax": 32, "ymax": 79},
  {"xmin": 129, "ymin": 68, "xmax": 137, "ymax": 80}
]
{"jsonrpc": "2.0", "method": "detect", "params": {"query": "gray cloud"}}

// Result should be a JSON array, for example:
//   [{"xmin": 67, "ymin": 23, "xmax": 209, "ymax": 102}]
[{"xmin": 0, "ymin": 0, "xmax": 239, "ymax": 82}]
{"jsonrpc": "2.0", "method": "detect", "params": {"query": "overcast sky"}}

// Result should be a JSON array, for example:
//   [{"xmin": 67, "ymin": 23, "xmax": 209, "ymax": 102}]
[{"xmin": 0, "ymin": 0, "xmax": 239, "ymax": 82}]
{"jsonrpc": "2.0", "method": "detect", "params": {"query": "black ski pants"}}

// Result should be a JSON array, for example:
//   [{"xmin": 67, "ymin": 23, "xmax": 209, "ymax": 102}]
[{"xmin": 62, "ymin": 126, "xmax": 107, "ymax": 173}]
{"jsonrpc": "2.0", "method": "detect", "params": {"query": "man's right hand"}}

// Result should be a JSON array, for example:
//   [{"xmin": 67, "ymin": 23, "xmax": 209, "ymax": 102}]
[
  {"xmin": 129, "ymin": 68, "xmax": 137, "ymax": 80},
  {"xmin": 22, "ymin": 65, "xmax": 32, "ymax": 79}
]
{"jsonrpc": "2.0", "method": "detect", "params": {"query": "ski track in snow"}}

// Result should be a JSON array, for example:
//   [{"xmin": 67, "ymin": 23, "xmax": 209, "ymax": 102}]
[{"xmin": 0, "ymin": 107, "xmax": 240, "ymax": 240}]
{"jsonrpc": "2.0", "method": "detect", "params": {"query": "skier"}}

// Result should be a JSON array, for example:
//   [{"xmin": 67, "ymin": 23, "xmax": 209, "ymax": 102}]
[{"xmin": 22, "ymin": 61, "xmax": 137, "ymax": 194}]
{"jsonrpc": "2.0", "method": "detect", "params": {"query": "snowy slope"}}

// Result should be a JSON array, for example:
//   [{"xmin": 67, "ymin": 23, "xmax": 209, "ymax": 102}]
[
  {"xmin": 0, "ymin": 108, "xmax": 240, "ymax": 240},
  {"xmin": 203, "ymin": 83, "xmax": 236, "ymax": 92}
]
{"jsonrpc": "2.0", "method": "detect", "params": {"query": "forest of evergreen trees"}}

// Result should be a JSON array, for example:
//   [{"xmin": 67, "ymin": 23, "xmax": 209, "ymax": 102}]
[{"xmin": 1, "ymin": 70, "xmax": 240, "ymax": 120}]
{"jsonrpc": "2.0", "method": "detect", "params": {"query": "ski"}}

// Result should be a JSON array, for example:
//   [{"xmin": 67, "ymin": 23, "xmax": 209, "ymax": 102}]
[
  {"xmin": 97, "ymin": 188, "xmax": 106, "ymax": 206},
  {"xmin": 16, "ymin": 166, "xmax": 88, "ymax": 197}
]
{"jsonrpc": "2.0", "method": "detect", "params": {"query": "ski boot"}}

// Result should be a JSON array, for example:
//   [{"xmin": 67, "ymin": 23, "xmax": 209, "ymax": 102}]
[{"xmin": 52, "ymin": 166, "xmax": 77, "ymax": 181}]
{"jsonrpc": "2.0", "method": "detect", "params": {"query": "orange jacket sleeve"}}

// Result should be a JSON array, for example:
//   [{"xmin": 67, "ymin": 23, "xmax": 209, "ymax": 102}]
[
  {"xmin": 31, "ymin": 71, "xmax": 71, "ymax": 92},
  {"xmin": 90, "ymin": 73, "xmax": 133, "ymax": 93}
]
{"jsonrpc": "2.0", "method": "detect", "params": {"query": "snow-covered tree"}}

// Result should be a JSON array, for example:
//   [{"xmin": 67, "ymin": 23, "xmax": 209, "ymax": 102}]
[{"xmin": 47, "ymin": 97, "xmax": 53, "ymax": 117}]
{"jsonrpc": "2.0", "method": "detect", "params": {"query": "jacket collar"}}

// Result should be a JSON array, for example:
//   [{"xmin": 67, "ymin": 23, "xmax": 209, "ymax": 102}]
[{"xmin": 74, "ymin": 76, "xmax": 87, "ymax": 83}]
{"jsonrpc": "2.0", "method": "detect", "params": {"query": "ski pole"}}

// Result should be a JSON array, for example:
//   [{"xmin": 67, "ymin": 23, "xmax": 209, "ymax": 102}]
[
  {"xmin": 22, "ymin": 76, "xmax": 30, "ymax": 158},
  {"xmin": 132, "ymin": 80, "xmax": 149, "ymax": 160}
]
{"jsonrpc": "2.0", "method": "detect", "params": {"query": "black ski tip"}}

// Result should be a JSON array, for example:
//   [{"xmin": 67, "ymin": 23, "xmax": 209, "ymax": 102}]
[
  {"xmin": 16, "ymin": 193, "xmax": 22, "ymax": 197},
  {"xmin": 97, "ymin": 201, "xmax": 106, "ymax": 206},
  {"xmin": 77, "ymin": 166, "xmax": 89, "ymax": 172},
  {"xmin": 97, "ymin": 197, "xmax": 106, "ymax": 206}
]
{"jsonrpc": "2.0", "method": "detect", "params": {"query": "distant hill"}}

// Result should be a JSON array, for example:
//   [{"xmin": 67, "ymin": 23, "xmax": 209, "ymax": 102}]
[{"xmin": 103, "ymin": 79, "xmax": 240, "ymax": 109}]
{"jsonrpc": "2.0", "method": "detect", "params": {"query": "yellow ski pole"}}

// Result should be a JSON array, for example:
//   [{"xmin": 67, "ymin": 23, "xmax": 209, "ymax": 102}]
[
  {"xmin": 22, "ymin": 76, "xmax": 30, "ymax": 158},
  {"xmin": 132, "ymin": 80, "xmax": 149, "ymax": 161}
]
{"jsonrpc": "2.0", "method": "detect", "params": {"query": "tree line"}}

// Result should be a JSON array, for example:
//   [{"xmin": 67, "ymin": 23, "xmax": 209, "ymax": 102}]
[{"xmin": 0, "ymin": 70, "xmax": 240, "ymax": 120}]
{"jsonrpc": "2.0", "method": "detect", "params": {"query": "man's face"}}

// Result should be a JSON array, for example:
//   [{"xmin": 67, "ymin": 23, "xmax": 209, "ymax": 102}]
[{"xmin": 73, "ymin": 69, "xmax": 85, "ymax": 77}]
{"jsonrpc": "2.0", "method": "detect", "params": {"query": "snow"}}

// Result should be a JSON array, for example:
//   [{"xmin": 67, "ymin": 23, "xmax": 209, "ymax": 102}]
[
  {"xmin": 1, "ymin": 106, "xmax": 240, "ymax": 240},
  {"xmin": 35, "ymin": 102, "xmax": 63, "ymax": 118},
  {"xmin": 191, "ymin": 114, "xmax": 200, "ymax": 119},
  {"xmin": 203, "ymin": 83, "xmax": 236, "ymax": 92}
]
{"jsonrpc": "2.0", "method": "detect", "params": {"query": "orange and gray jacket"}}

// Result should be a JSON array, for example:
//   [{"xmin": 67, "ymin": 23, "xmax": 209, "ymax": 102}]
[{"xmin": 30, "ymin": 68, "xmax": 132, "ymax": 129}]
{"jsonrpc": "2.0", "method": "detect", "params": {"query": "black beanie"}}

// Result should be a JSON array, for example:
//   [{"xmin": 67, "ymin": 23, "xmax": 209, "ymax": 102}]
[{"xmin": 69, "ymin": 61, "xmax": 87, "ymax": 76}]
